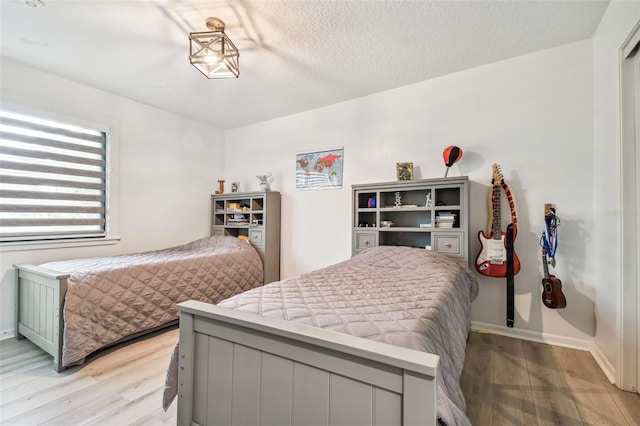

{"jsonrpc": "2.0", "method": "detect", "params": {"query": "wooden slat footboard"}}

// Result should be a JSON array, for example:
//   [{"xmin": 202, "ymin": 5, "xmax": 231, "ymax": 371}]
[
  {"xmin": 14, "ymin": 264, "xmax": 69, "ymax": 372},
  {"xmin": 176, "ymin": 300, "xmax": 440, "ymax": 426}
]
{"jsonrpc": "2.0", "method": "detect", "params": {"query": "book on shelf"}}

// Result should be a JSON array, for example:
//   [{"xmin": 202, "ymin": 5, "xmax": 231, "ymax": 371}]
[
  {"xmin": 436, "ymin": 212, "xmax": 456, "ymax": 219},
  {"xmin": 435, "ymin": 212, "xmax": 456, "ymax": 228},
  {"xmin": 435, "ymin": 222, "xmax": 454, "ymax": 228},
  {"xmin": 227, "ymin": 218, "xmax": 250, "ymax": 226}
]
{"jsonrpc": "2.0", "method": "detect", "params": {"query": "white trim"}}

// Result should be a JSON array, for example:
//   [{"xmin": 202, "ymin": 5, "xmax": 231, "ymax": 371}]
[
  {"xmin": 591, "ymin": 342, "xmax": 617, "ymax": 384},
  {"xmin": 0, "ymin": 236, "xmax": 120, "ymax": 253},
  {"xmin": 618, "ymin": 21, "xmax": 640, "ymax": 393},
  {"xmin": 0, "ymin": 96, "xmax": 121, "ymax": 248},
  {"xmin": 469, "ymin": 321, "xmax": 620, "ymax": 383},
  {"xmin": 0, "ymin": 100, "xmax": 110, "ymax": 134},
  {"xmin": 622, "ymin": 20, "xmax": 640, "ymax": 59},
  {"xmin": 1, "ymin": 327, "xmax": 15, "ymax": 340},
  {"xmin": 471, "ymin": 321, "xmax": 592, "ymax": 351}
]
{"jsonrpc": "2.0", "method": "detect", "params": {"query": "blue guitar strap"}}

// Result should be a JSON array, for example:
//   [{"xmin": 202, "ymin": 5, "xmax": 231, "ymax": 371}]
[{"xmin": 542, "ymin": 209, "xmax": 559, "ymax": 265}]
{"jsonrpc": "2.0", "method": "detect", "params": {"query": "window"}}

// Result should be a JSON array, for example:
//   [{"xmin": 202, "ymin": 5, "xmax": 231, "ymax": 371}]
[{"xmin": 0, "ymin": 108, "xmax": 108, "ymax": 243}]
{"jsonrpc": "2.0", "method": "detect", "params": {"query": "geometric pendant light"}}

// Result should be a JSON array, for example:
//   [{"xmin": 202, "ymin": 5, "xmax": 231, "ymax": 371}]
[{"xmin": 189, "ymin": 17, "xmax": 240, "ymax": 79}]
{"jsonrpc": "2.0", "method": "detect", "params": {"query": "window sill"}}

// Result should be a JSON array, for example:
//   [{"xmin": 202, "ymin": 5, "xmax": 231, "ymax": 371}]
[{"xmin": 0, "ymin": 236, "xmax": 121, "ymax": 253}]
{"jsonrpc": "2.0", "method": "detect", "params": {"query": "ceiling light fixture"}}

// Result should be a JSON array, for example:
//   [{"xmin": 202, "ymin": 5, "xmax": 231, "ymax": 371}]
[
  {"xmin": 24, "ymin": 0, "xmax": 44, "ymax": 7},
  {"xmin": 189, "ymin": 17, "xmax": 239, "ymax": 79}
]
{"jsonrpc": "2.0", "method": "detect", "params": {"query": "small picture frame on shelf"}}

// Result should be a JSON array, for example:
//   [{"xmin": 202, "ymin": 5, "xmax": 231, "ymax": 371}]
[
  {"xmin": 231, "ymin": 182, "xmax": 239, "ymax": 193},
  {"xmin": 396, "ymin": 162, "xmax": 414, "ymax": 181}
]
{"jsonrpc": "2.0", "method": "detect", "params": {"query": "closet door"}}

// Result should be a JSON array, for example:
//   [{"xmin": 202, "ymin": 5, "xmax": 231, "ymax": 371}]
[{"xmin": 620, "ymin": 25, "xmax": 640, "ymax": 394}]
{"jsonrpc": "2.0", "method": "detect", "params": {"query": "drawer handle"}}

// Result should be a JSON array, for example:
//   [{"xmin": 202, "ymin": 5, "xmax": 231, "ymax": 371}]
[
  {"xmin": 444, "ymin": 243, "xmax": 452, "ymax": 248},
  {"xmin": 364, "ymin": 240, "xmax": 369, "ymax": 245}
]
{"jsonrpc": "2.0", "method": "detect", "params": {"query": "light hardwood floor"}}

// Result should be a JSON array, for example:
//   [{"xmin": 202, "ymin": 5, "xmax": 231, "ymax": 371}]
[
  {"xmin": 1, "ymin": 329, "xmax": 639, "ymax": 425},
  {"xmin": 461, "ymin": 331, "xmax": 640, "ymax": 425},
  {"xmin": 0, "ymin": 328, "xmax": 179, "ymax": 426}
]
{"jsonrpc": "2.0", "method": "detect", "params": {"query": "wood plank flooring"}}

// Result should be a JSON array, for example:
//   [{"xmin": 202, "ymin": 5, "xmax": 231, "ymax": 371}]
[
  {"xmin": 0, "ymin": 328, "xmax": 178, "ymax": 426},
  {"xmin": 1, "ymin": 328, "xmax": 638, "ymax": 425},
  {"xmin": 461, "ymin": 332, "xmax": 640, "ymax": 425}
]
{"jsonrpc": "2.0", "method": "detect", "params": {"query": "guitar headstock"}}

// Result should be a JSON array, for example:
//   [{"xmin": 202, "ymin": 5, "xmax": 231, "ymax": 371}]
[{"xmin": 492, "ymin": 163, "xmax": 504, "ymax": 185}]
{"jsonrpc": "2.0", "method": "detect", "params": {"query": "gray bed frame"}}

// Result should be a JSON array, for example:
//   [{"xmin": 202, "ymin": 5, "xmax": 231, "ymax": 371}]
[
  {"xmin": 14, "ymin": 264, "xmax": 176, "ymax": 372},
  {"xmin": 176, "ymin": 300, "xmax": 440, "ymax": 426},
  {"xmin": 14, "ymin": 264, "xmax": 69, "ymax": 372}
]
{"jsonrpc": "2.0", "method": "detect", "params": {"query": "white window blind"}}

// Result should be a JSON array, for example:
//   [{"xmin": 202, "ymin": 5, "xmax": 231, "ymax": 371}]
[{"xmin": 0, "ymin": 109, "xmax": 107, "ymax": 242}]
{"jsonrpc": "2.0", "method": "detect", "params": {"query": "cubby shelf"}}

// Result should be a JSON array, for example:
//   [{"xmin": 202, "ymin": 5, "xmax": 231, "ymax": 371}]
[
  {"xmin": 211, "ymin": 191, "xmax": 281, "ymax": 284},
  {"xmin": 352, "ymin": 177, "xmax": 469, "ymax": 261}
]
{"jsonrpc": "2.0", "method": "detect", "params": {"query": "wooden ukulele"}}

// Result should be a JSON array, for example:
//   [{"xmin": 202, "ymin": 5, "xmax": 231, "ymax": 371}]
[
  {"xmin": 541, "ymin": 250, "xmax": 566, "ymax": 309},
  {"xmin": 475, "ymin": 164, "xmax": 521, "ymax": 277}
]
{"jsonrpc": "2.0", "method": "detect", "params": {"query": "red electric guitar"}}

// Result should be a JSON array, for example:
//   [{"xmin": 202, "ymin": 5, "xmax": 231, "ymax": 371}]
[
  {"xmin": 541, "ymin": 250, "xmax": 566, "ymax": 309},
  {"xmin": 475, "ymin": 164, "xmax": 521, "ymax": 277}
]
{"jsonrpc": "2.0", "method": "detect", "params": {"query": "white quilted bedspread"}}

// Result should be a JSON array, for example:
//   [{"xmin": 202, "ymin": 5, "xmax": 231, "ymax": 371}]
[
  {"xmin": 164, "ymin": 246, "xmax": 478, "ymax": 426},
  {"xmin": 40, "ymin": 236, "xmax": 263, "ymax": 367}
]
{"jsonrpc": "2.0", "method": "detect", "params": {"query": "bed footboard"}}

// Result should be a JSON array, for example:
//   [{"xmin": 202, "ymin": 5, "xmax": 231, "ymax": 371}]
[
  {"xmin": 176, "ymin": 300, "xmax": 440, "ymax": 426},
  {"xmin": 14, "ymin": 264, "xmax": 69, "ymax": 372}
]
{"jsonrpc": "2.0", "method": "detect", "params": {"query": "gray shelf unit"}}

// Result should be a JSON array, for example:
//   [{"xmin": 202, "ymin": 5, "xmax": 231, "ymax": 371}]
[
  {"xmin": 211, "ymin": 191, "xmax": 281, "ymax": 284},
  {"xmin": 352, "ymin": 177, "xmax": 469, "ymax": 261}
]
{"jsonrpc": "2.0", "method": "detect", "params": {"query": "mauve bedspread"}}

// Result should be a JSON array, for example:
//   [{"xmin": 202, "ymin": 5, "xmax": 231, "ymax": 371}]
[
  {"xmin": 164, "ymin": 245, "xmax": 478, "ymax": 426},
  {"xmin": 39, "ymin": 235, "xmax": 263, "ymax": 367}
]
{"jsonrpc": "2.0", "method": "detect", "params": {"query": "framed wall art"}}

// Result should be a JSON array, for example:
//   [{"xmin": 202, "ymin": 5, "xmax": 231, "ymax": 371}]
[
  {"xmin": 396, "ymin": 162, "xmax": 414, "ymax": 181},
  {"xmin": 296, "ymin": 147, "xmax": 344, "ymax": 190}
]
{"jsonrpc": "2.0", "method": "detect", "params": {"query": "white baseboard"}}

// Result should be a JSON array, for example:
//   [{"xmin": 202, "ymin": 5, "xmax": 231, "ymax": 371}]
[
  {"xmin": 1, "ymin": 327, "xmax": 16, "ymax": 341},
  {"xmin": 589, "ymin": 342, "xmax": 616, "ymax": 384},
  {"xmin": 470, "ymin": 321, "xmax": 592, "ymax": 351},
  {"xmin": 470, "ymin": 321, "xmax": 621, "ymax": 384}
]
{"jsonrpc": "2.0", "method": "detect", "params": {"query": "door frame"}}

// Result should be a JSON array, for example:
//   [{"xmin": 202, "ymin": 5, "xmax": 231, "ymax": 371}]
[{"xmin": 619, "ymin": 20, "xmax": 640, "ymax": 393}]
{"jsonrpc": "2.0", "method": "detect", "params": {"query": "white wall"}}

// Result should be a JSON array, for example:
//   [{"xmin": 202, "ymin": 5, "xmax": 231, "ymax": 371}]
[
  {"xmin": 225, "ymin": 40, "xmax": 596, "ymax": 346},
  {"xmin": 592, "ymin": 1, "xmax": 640, "ymax": 380},
  {"xmin": 0, "ymin": 26, "xmax": 612, "ymax": 360},
  {"xmin": 0, "ymin": 59, "xmax": 225, "ymax": 337}
]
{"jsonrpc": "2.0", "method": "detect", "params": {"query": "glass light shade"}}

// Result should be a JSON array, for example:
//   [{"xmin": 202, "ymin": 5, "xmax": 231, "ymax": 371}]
[{"xmin": 189, "ymin": 30, "xmax": 239, "ymax": 79}]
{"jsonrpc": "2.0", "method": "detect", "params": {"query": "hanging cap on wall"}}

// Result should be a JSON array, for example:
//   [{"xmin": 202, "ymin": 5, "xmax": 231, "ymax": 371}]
[{"xmin": 443, "ymin": 145, "xmax": 463, "ymax": 177}]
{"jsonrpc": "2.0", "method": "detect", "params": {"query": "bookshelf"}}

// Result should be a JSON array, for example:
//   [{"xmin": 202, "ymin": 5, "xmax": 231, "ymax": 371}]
[
  {"xmin": 211, "ymin": 191, "xmax": 281, "ymax": 283},
  {"xmin": 352, "ymin": 177, "xmax": 469, "ymax": 261}
]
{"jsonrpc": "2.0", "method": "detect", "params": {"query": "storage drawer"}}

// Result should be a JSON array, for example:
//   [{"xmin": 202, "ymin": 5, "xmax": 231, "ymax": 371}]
[
  {"xmin": 353, "ymin": 231, "xmax": 377, "ymax": 252},
  {"xmin": 433, "ymin": 233, "xmax": 462, "ymax": 256},
  {"xmin": 249, "ymin": 228, "xmax": 264, "ymax": 245}
]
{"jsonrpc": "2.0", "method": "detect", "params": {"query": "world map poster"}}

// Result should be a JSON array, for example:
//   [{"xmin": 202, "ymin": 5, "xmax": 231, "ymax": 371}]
[{"xmin": 296, "ymin": 147, "xmax": 344, "ymax": 190}]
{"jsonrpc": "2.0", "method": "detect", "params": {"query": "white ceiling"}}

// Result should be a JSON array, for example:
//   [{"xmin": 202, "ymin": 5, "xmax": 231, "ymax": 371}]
[{"xmin": 0, "ymin": 0, "xmax": 609, "ymax": 130}]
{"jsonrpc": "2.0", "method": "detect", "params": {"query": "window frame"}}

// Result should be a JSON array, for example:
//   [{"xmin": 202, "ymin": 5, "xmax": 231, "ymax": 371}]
[{"xmin": 0, "ymin": 102, "xmax": 120, "ymax": 252}]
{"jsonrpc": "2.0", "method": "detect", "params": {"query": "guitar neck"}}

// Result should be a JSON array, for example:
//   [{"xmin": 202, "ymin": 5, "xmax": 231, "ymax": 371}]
[
  {"xmin": 542, "ymin": 251, "xmax": 550, "ymax": 279},
  {"xmin": 491, "ymin": 183, "xmax": 502, "ymax": 239},
  {"xmin": 502, "ymin": 182, "xmax": 518, "ymax": 226}
]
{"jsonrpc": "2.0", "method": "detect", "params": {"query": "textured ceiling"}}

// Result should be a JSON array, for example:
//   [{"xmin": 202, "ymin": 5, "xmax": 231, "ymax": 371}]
[{"xmin": 0, "ymin": 0, "xmax": 609, "ymax": 130}]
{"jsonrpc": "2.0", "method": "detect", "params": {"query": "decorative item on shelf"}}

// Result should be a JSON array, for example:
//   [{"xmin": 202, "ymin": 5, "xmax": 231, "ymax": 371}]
[
  {"xmin": 215, "ymin": 179, "xmax": 225, "ymax": 194},
  {"xmin": 189, "ymin": 17, "xmax": 240, "ymax": 79},
  {"xmin": 443, "ymin": 146, "xmax": 463, "ymax": 178},
  {"xmin": 396, "ymin": 162, "xmax": 414, "ymax": 181},
  {"xmin": 394, "ymin": 192, "xmax": 402, "ymax": 207},
  {"xmin": 231, "ymin": 182, "xmax": 239, "ymax": 192},
  {"xmin": 367, "ymin": 197, "xmax": 376, "ymax": 208},
  {"xmin": 380, "ymin": 220, "xmax": 394, "ymax": 228},
  {"xmin": 257, "ymin": 173, "xmax": 272, "ymax": 191},
  {"xmin": 426, "ymin": 193, "xmax": 432, "ymax": 207},
  {"xmin": 227, "ymin": 213, "xmax": 250, "ymax": 226}
]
